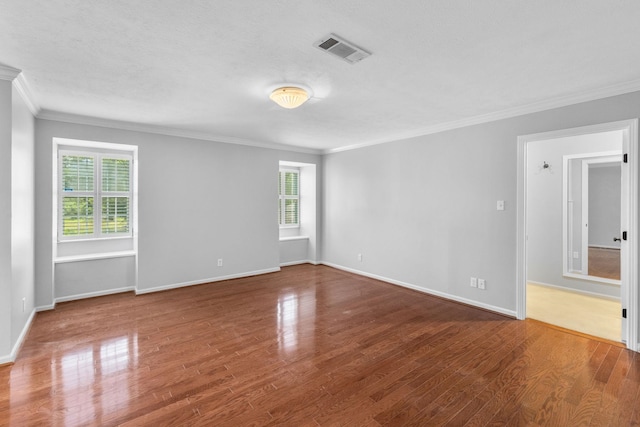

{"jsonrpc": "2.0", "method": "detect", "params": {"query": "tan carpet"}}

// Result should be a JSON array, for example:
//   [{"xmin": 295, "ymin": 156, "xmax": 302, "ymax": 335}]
[{"xmin": 526, "ymin": 283, "xmax": 621, "ymax": 342}]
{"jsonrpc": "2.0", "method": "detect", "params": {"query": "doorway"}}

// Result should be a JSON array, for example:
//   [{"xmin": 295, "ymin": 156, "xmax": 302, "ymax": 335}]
[{"xmin": 516, "ymin": 120, "xmax": 638, "ymax": 350}]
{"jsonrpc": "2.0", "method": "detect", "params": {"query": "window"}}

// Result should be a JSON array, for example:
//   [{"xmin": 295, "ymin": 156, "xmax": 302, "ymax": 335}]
[
  {"xmin": 59, "ymin": 150, "xmax": 133, "ymax": 240},
  {"xmin": 278, "ymin": 168, "xmax": 299, "ymax": 227}
]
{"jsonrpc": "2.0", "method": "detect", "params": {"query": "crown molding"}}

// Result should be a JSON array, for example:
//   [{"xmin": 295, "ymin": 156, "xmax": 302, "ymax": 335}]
[
  {"xmin": 325, "ymin": 78, "xmax": 640, "ymax": 154},
  {"xmin": 36, "ymin": 110, "xmax": 323, "ymax": 155},
  {"xmin": 18, "ymin": 73, "xmax": 640, "ymax": 156},
  {"xmin": 0, "ymin": 64, "xmax": 21, "ymax": 81},
  {"xmin": 13, "ymin": 73, "xmax": 40, "ymax": 115}
]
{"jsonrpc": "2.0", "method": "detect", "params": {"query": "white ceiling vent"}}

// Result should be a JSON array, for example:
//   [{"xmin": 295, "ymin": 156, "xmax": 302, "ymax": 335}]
[{"xmin": 314, "ymin": 34, "xmax": 371, "ymax": 64}]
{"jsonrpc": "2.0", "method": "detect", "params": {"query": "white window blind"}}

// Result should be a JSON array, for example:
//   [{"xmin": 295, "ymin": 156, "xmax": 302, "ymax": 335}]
[
  {"xmin": 59, "ymin": 150, "xmax": 133, "ymax": 240},
  {"xmin": 278, "ymin": 168, "xmax": 299, "ymax": 227}
]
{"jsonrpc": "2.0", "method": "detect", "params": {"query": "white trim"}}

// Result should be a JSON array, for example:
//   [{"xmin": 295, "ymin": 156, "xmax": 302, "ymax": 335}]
[
  {"xmin": 0, "ymin": 64, "xmax": 21, "ymax": 81},
  {"xmin": 562, "ymin": 272, "xmax": 620, "ymax": 286},
  {"xmin": 0, "ymin": 309, "xmax": 37, "ymax": 365},
  {"xmin": 517, "ymin": 119, "xmax": 638, "ymax": 352},
  {"xmin": 626, "ymin": 120, "xmax": 639, "ymax": 351},
  {"xmin": 12, "ymin": 73, "xmax": 39, "ymax": 115},
  {"xmin": 581, "ymin": 159, "xmax": 589, "ymax": 273},
  {"xmin": 36, "ymin": 304, "xmax": 56, "ymax": 312},
  {"xmin": 135, "ymin": 267, "xmax": 281, "ymax": 295},
  {"xmin": 562, "ymin": 152, "xmax": 622, "ymax": 280},
  {"xmin": 527, "ymin": 280, "xmax": 621, "ymax": 302},
  {"xmin": 325, "ymin": 79, "xmax": 640, "ymax": 154},
  {"xmin": 38, "ymin": 111, "xmax": 322, "ymax": 155},
  {"xmin": 321, "ymin": 262, "xmax": 516, "ymax": 318},
  {"xmin": 54, "ymin": 250, "xmax": 136, "ymax": 264},
  {"xmin": 590, "ymin": 245, "xmax": 621, "ymax": 250},
  {"xmin": 55, "ymin": 286, "xmax": 135, "ymax": 303},
  {"xmin": 279, "ymin": 235, "xmax": 310, "ymax": 242},
  {"xmin": 280, "ymin": 260, "xmax": 316, "ymax": 267},
  {"xmin": 516, "ymin": 138, "xmax": 528, "ymax": 320}
]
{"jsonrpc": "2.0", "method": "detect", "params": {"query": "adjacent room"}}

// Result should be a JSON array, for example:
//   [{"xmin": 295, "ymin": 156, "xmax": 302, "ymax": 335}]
[{"xmin": 1, "ymin": 1, "xmax": 640, "ymax": 425}]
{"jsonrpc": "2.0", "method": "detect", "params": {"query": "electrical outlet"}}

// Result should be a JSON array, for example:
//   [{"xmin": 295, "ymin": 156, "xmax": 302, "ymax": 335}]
[
  {"xmin": 496, "ymin": 200, "xmax": 505, "ymax": 211},
  {"xmin": 22, "ymin": 297, "xmax": 25, "ymax": 313},
  {"xmin": 470, "ymin": 277, "xmax": 477, "ymax": 288},
  {"xmin": 358, "ymin": 253, "xmax": 363, "ymax": 262},
  {"xmin": 478, "ymin": 279, "xmax": 486, "ymax": 290},
  {"xmin": 217, "ymin": 258, "xmax": 223, "ymax": 267}
]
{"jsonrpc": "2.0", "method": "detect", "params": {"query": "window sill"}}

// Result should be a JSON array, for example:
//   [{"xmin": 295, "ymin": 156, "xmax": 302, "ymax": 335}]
[
  {"xmin": 279, "ymin": 236, "xmax": 310, "ymax": 242},
  {"xmin": 55, "ymin": 250, "xmax": 137, "ymax": 264},
  {"xmin": 58, "ymin": 235, "xmax": 133, "ymax": 243}
]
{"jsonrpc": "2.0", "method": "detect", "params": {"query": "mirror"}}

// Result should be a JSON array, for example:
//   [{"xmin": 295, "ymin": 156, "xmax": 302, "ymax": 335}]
[{"xmin": 563, "ymin": 152, "xmax": 622, "ymax": 284}]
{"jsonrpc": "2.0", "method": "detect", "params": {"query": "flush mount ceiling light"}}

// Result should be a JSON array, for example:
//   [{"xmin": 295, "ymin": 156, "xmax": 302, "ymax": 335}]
[{"xmin": 269, "ymin": 86, "xmax": 309, "ymax": 109}]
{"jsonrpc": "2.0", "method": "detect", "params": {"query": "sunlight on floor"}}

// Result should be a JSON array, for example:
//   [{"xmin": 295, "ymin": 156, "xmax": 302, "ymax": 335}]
[{"xmin": 526, "ymin": 283, "xmax": 621, "ymax": 342}]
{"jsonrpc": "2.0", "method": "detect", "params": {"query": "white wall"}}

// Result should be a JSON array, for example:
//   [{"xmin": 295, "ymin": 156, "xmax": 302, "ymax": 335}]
[
  {"xmin": 11, "ymin": 84, "xmax": 35, "ymax": 345},
  {"xmin": 323, "ymin": 91, "xmax": 640, "ymax": 320},
  {"xmin": 0, "ymin": 80, "xmax": 13, "ymax": 360},
  {"xmin": 34, "ymin": 119, "xmax": 322, "ymax": 306},
  {"xmin": 527, "ymin": 131, "xmax": 621, "ymax": 297},
  {"xmin": 0, "ymin": 78, "xmax": 36, "ymax": 364},
  {"xmin": 279, "ymin": 239, "xmax": 309, "ymax": 265}
]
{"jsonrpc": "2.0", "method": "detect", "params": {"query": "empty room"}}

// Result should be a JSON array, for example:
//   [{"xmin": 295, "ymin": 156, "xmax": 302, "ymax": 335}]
[{"xmin": 1, "ymin": 1, "xmax": 640, "ymax": 425}]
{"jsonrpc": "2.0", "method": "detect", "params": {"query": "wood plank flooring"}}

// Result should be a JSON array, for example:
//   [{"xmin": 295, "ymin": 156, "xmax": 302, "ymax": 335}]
[
  {"xmin": 527, "ymin": 283, "xmax": 621, "ymax": 343},
  {"xmin": 589, "ymin": 247, "xmax": 621, "ymax": 281},
  {"xmin": 1, "ymin": 264, "xmax": 639, "ymax": 426}
]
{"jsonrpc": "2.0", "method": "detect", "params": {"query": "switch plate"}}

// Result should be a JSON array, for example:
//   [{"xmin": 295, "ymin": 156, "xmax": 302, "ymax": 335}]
[
  {"xmin": 470, "ymin": 277, "xmax": 477, "ymax": 288},
  {"xmin": 217, "ymin": 258, "xmax": 223, "ymax": 267},
  {"xmin": 478, "ymin": 279, "xmax": 486, "ymax": 290},
  {"xmin": 358, "ymin": 253, "xmax": 363, "ymax": 262},
  {"xmin": 496, "ymin": 200, "xmax": 505, "ymax": 211}
]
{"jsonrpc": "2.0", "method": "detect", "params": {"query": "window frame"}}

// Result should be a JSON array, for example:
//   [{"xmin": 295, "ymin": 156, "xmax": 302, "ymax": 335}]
[
  {"xmin": 58, "ymin": 149, "xmax": 133, "ymax": 241},
  {"xmin": 278, "ymin": 167, "xmax": 300, "ymax": 228}
]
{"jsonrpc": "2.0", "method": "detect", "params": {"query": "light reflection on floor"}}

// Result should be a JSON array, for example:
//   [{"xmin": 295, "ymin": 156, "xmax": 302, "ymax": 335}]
[
  {"xmin": 43, "ymin": 333, "xmax": 138, "ymax": 425},
  {"xmin": 277, "ymin": 288, "xmax": 316, "ymax": 355}
]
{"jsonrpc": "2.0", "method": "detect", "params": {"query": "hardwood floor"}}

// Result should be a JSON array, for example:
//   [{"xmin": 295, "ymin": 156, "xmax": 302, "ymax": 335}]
[
  {"xmin": 526, "ymin": 283, "xmax": 621, "ymax": 343},
  {"xmin": 1, "ymin": 265, "xmax": 639, "ymax": 426},
  {"xmin": 589, "ymin": 247, "xmax": 620, "ymax": 281}
]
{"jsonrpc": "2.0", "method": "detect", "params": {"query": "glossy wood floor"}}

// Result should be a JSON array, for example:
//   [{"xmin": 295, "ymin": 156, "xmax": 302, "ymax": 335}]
[{"xmin": 1, "ymin": 265, "xmax": 639, "ymax": 426}]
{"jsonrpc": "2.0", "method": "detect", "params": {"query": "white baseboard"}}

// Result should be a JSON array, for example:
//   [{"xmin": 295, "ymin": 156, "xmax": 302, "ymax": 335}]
[
  {"xmin": 0, "ymin": 308, "xmax": 37, "ymax": 365},
  {"xmin": 280, "ymin": 259, "xmax": 318, "ymax": 267},
  {"xmin": 589, "ymin": 245, "xmax": 620, "ymax": 250},
  {"xmin": 321, "ymin": 261, "xmax": 517, "ymax": 318},
  {"xmin": 55, "ymin": 286, "xmax": 136, "ymax": 304},
  {"xmin": 36, "ymin": 303, "xmax": 56, "ymax": 312},
  {"xmin": 136, "ymin": 267, "xmax": 281, "ymax": 295},
  {"xmin": 527, "ymin": 280, "xmax": 620, "ymax": 301}
]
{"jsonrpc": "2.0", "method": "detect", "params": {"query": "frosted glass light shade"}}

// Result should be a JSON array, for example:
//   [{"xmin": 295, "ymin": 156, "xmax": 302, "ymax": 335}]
[{"xmin": 269, "ymin": 87, "xmax": 309, "ymax": 109}]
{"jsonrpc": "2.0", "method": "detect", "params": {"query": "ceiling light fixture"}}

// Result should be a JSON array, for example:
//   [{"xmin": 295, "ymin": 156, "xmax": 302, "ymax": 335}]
[{"xmin": 269, "ymin": 86, "xmax": 309, "ymax": 109}]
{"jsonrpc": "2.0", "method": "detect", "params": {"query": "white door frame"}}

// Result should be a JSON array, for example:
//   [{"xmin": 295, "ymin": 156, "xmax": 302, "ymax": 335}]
[
  {"xmin": 516, "ymin": 119, "xmax": 638, "ymax": 352},
  {"xmin": 562, "ymin": 152, "xmax": 622, "ymax": 280},
  {"xmin": 580, "ymin": 156, "xmax": 622, "ymax": 276}
]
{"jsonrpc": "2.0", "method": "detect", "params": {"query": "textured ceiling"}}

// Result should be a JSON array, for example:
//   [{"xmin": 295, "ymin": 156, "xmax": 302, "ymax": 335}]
[{"xmin": 2, "ymin": 0, "xmax": 640, "ymax": 152}]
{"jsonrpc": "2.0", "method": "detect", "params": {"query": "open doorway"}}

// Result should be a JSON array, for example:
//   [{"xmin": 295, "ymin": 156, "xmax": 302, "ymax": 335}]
[{"xmin": 516, "ymin": 120, "xmax": 638, "ymax": 351}]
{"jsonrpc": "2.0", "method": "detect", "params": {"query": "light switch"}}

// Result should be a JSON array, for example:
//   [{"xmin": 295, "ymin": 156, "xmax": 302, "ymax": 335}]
[{"xmin": 496, "ymin": 200, "xmax": 505, "ymax": 211}]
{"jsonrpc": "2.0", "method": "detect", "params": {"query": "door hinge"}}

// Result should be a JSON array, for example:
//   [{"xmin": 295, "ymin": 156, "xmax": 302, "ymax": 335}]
[
  {"xmin": 622, "ymin": 308, "xmax": 627, "ymax": 319},
  {"xmin": 623, "ymin": 231, "xmax": 627, "ymax": 241},
  {"xmin": 623, "ymin": 153, "xmax": 628, "ymax": 163}
]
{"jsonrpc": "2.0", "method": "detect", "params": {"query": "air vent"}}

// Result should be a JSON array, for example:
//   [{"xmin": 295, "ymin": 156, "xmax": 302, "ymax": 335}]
[{"xmin": 314, "ymin": 34, "xmax": 371, "ymax": 64}]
